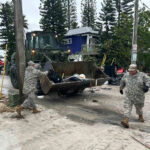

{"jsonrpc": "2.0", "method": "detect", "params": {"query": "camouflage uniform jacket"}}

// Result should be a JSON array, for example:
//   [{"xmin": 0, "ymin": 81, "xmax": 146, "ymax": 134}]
[
  {"xmin": 120, "ymin": 71, "xmax": 150, "ymax": 104},
  {"xmin": 23, "ymin": 66, "xmax": 47, "ymax": 94}
]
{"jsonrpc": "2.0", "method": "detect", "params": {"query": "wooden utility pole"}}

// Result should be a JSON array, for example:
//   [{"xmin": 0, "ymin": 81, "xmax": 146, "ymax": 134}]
[
  {"xmin": 131, "ymin": 0, "xmax": 139, "ymax": 64},
  {"xmin": 13, "ymin": 0, "xmax": 26, "ymax": 103}
]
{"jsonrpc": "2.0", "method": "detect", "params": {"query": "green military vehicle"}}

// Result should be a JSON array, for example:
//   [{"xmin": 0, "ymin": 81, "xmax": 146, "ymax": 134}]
[
  {"xmin": 25, "ymin": 31, "xmax": 68, "ymax": 63},
  {"xmin": 10, "ymin": 31, "xmax": 69, "ymax": 89},
  {"xmin": 10, "ymin": 31, "xmax": 109, "ymax": 95}
]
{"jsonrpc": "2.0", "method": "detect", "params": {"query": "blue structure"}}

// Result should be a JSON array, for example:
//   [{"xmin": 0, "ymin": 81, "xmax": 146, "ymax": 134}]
[{"xmin": 64, "ymin": 27, "xmax": 99, "ymax": 55}]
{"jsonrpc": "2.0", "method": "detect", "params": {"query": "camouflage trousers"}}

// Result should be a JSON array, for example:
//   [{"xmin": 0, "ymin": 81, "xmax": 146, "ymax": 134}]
[
  {"xmin": 21, "ymin": 92, "xmax": 36, "ymax": 109},
  {"xmin": 124, "ymin": 97, "xmax": 144, "ymax": 118}
]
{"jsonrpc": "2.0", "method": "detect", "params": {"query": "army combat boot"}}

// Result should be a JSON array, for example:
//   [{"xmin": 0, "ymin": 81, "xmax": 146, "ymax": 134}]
[
  {"xmin": 16, "ymin": 105, "xmax": 23, "ymax": 117},
  {"xmin": 33, "ymin": 108, "xmax": 40, "ymax": 113},
  {"xmin": 121, "ymin": 117, "xmax": 129, "ymax": 128},
  {"xmin": 138, "ymin": 115, "xmax": 144, "ymax": 122}
]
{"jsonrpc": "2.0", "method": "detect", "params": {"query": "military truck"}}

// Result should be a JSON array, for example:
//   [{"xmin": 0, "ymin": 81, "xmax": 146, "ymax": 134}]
[
  {"xmin": 10, "ymin": 31, "xmax": 69, "ymax": 88},
  {"xmin": 9, "ymin": 31, "xmax": 109, "ymax": 95}
]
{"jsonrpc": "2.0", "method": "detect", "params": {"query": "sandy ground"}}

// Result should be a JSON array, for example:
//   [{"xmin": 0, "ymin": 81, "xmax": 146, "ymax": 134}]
[{"xmin": 0, "ymin": 75, "xmax": 150, "ymax": 150}]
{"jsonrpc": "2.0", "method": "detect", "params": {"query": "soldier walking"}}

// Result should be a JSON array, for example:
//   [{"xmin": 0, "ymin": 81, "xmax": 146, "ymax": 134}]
[
  {"xmin": 16, "ymin": 61, "xmax": 48, "ymax": 117},
  {"xmin": 120, "ymin": 64, "xmax": 150, "ymax": 128}
]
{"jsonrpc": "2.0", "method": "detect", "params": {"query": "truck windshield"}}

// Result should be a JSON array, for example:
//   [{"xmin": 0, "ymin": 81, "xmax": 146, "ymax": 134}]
[
  {"xmin": 26, "ymin": 32, "xmax": 59, "ymax": 50},
  {"xmin": 39, "ymin": 34, "xmax": 58, "ymax": 49}
]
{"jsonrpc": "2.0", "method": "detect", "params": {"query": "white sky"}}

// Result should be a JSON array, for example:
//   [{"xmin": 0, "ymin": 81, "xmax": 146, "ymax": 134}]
[{"xmin": 1, "ymin": 0, "xmax": 150, "ymax": 31}]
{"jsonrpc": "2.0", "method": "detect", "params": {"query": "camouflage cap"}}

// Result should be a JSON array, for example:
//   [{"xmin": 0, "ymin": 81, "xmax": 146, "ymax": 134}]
[
  {"xmin": 128, "ymin": 64, "xmax": 137, "ymax": 71},
  {"xmin": 28, "ymin": 61, "xmax": 35, "ymax": 66}
]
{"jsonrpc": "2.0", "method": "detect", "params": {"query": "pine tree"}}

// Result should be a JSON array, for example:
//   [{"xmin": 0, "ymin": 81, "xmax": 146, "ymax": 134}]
[
  {"xmin": 98, "ymin": 0, "xmax": 116, "ymax": 40},
  {"xmin": 99, "ymin": 0, "xmax": 116, "ymax": 35},
  {"xmin": 121, "ymin": 0, "xmax": 134, "ymax": 15},
  {"xmin": 39, "ymin": 0, "xmax": 66, "ymax": 42},
  {"xmin": 63, "ymin": 0, "xmax": 78, "ymax": 30},
  {"xmin": 81, "ymin": 0, "xmax": 96, "ymax": 29},
  {"xmin": 96, "ymin": 0, "xmax": 119, "ymax": 65},
  {"xmin": 108, "ymin": 0, "xmax": 134, "ymax": 67},
  {"xmin": 0, "ymin": 2, "xmax": 16, "ymax": 61},
  {"xmin": 114, "ymin": 0, "xmax": 134, "ymax": 27},
  {"xmin": 115, "ymin": 0, "xmax": 121, "ymax": 27},
  {"xmin": 112, "ymin": 13, "xmax": 133, "ymax": 67},
  {"xmin": 137, "ymin": 8, "xmax": 150, "ymax": 71},
  {"xmin": 0, "ymin": 2, "xmax": 28, "ymax": 61}
]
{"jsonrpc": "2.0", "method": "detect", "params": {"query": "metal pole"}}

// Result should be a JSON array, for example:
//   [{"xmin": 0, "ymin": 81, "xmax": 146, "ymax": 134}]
[
  {"xmin": 0, "ymin": 44, "xmax": 8, "ymax": 99},
  {"xmin": 131, "ymin": 0, "xmax": 139, "ymax": 64},
  {"xmin": 13, "ymin": 0, "xmax": 26, "ymax": 103}
]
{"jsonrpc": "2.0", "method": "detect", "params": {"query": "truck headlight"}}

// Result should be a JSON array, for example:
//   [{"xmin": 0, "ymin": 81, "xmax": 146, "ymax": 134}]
[
  {"xmin": 67, "ymin": 49, "xmax": 71, "ymax": 54},
  {"xmin": 32, "ymin": 50, "xmax": 36, "ymax": 55}
]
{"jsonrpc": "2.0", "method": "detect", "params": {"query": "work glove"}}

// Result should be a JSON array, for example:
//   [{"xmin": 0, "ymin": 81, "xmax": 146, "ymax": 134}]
[
  {"xmin": 143, "ymin": 85, "xmax": 149, "ymax": 93},
  {"xmin": 120, "ymin": 89, "xmax": 123, "ymax": 95},
  {"xmin": 44, "ymin": 71, "xmax": 48, "ymax": 75}
]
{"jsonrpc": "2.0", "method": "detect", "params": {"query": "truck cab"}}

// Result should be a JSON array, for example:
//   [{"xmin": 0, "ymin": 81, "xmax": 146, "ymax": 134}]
[
  {"xmin": 25, "ymin": 31, "xmax": 68, "ymax": 63},
  {"xmin": 10, "ymin": 31, "xmax": 68, "ymax": 88}
]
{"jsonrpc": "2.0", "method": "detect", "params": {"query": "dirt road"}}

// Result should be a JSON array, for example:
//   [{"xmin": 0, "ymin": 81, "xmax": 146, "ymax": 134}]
[{"xmin": 0, "ymin": 76, "xmax": 150, "ymax": 150}]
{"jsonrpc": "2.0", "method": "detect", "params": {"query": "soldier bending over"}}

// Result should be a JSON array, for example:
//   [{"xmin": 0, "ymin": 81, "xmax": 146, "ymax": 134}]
[{"xmin": 16, "ymin": 61, "xmax": 48, "ymax": 117}]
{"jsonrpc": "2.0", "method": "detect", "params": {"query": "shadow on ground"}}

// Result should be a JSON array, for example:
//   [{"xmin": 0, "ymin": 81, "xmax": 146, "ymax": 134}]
[{"xmin": 36, "ymin": 92, "xmax": 124, "ymax": 127}]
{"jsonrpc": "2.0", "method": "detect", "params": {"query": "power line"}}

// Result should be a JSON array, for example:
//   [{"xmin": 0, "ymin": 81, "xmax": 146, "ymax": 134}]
[{"xmin": 139, "ymin": 0, "xmax": 150, "ymax": 10}]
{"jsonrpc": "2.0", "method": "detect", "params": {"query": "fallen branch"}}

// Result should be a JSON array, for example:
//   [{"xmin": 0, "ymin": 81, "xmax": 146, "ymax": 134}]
[{"xmin": 131, "ymin": 136, "xmax": 150, "ymax": 149}]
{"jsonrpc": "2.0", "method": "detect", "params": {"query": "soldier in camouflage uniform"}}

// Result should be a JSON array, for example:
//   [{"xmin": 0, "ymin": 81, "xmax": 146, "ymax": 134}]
[
  {"xmin": 16, "ymin": 61, "xmax": 48, "ymax": 117},
  {"xmin": 120, "ymin": 64, "xmax": 150, "ymax": 128}
]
